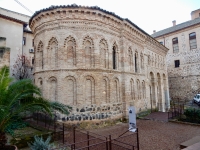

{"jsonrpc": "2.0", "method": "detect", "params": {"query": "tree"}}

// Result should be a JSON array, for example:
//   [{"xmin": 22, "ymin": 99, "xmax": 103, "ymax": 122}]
[
  {"xmin": 0, "ymin": 66, "xmax": 71, "ymax": 148},
  {"xmin": 12, "ymin": 54, "xmax": 33, "ymax": 80}
]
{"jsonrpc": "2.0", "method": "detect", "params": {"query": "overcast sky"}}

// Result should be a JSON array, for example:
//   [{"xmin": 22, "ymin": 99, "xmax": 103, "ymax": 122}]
[{"xmin": 0, "ymin": 0, "xmax": 200, "ymax": 34}]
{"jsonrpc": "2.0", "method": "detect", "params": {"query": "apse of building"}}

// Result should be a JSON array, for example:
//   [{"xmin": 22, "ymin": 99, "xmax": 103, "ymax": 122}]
[
  {"xmin": 29, "ymin": 4, "xmax": 169, "ymax": 121},
  {"xmin": 152, "ymin": 8, "xmax": 200, "ymax": 101}
]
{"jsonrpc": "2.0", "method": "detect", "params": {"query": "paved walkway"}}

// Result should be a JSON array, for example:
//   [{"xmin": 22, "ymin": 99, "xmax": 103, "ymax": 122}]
[{"xmin": 143, "ymin": 112, "xmax": 169, "ymax": 122}]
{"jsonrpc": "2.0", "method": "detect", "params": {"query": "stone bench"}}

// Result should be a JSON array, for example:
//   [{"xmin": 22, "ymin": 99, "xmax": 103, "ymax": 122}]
[{"xmin": 180, "ymin": 136, "xmax": 200, "ymax": 149}]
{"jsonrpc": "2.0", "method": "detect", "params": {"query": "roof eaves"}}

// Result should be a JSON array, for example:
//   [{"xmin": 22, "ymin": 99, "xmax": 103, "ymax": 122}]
[
  {"xmin": 0, "ymin": 7, "xmax": 31, "ymax": 17},
  {"xmin": 0, "ymin": 13, "xmax": 27, "ymax": 25},
  {"xmin": 151, "ymin": 17, "xmax": 200, "ymax": 38}
]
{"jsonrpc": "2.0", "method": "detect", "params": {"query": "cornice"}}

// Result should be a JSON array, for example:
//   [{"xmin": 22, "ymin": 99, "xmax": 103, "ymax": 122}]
[
  {"xmin": 0, "ymin": 13, "xmax": 27, "ymax": 25},
  {"xmin": 34, "ymin": 68, "xmax": 145, "ymax": 76},
  {"xmin": 33, "ymin": 24, "xmax": 121, "ymax": 39},
  {"xmin": 29, "ymin": 4, "xmax": 153, "ymax": 43}
]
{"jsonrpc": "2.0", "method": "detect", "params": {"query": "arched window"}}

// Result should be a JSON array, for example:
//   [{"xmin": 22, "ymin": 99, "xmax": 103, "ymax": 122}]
[
  {"xmin": 83, "ymin": 36, "xmax": 94, "ymax": 68},
  {"xmin": 85, "ymin": 76, "xmax": 95, "ymax": 104},
  {"xmin": 128, "ymin": 48, "xmax": 133, "ymax": 71},
  {"xmin": 189, "ymin": 32, "xmax": 197, "ymax": 49},
  {"xmin": 136, "ymin": 80, "xmax": 140, "ymax": 99},
  {"xmin": 48, "ymin": 77, "xmax": 57, "ymax": 101},
  {"xmin": 65, "ymin": 76, "xmax": 77, "ymax": 105},
  {"xmin": 172, "ymin": 37, "xmax": 179, "ymax": 53},
  {"xmin": 142, "ymin": 81, "xmax": 146, "ymax": 99},
  {"xmin": 47, "ymin": 37, "xmax": 58, "ymax": 68},
  {"xmin": 135, "ymin": 52, "xmax": 138, "ymax": 72},
  {"xmin": 102, "ymin": 77, "xmax": 109, "ymax": 103},
  {"xmin": 113, "ymin": 46, "xmax": 116, "ymax": 69},
  {"xmin": 100, "ymin": 39, "xmax": 108, "ymax": 69},
  {"xmin": 64, "ymin": 36, "xmax": 76, "ymax": 67},
  {"xmin": 130, "ymin": 79, "xmax": 134, "ymax": 100},
  {"xmin": 37, "ymin": 41, "xmax": 43, "ymax": 69},
  {"xmin": 113, "ymin": 78, "xmax": 120, "ymax": 102},
  {"xmin": 140, "ymin": 53, "xmax": 144, "ymax": 69}
]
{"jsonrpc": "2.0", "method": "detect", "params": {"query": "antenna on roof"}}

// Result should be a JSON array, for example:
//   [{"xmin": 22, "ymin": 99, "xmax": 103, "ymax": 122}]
[{"xmin": 14, "ymin": 0, "xmax": 33, "ymax": 14}]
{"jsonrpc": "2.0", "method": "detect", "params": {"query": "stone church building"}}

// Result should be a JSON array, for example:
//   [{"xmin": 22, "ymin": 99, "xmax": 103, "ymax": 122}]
[
  {"xmin": 152, "ymin": 8, "xmax": 200, "ymax": 101},
  {"xmin": 28, "ymin": 4, "xmax": 169, "ymax": 121}
]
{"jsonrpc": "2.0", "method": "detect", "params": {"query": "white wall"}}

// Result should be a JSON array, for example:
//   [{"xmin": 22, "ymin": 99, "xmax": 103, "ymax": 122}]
[{"xmin": 0, "ymin": 17, "xmax": 23, "ymax": 73}]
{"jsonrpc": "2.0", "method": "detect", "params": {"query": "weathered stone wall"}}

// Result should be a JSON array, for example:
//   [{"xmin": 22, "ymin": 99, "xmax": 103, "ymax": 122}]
[
  {"xmin": 30, "ymin": 5, "xmax": 169, "ymax": 122},
  {"xmin": 156, "ymin": 25, "xmax": 200, "ymax": 101}
]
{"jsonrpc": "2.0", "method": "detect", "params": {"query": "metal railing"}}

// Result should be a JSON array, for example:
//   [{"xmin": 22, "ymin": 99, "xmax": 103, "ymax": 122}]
[{"xmin": 23, "ymin": 112, "xmax": 139, "ymax": 150}]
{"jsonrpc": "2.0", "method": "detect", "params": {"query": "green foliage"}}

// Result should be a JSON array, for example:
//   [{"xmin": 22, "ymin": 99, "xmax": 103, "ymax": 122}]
[
  {"xmin": 183, "ymin": 108, "xmax": 200, "ymax": 123},
  {"xmin": 50, "ymin": 102, "xmax": 72, "ymax": 115},
  {"xmin": 28, "ymin": 135, "xmax": 53, "ymax": 150},
  {"xmin": 0, "ymin": 66, "xmax": 71, "ymax": 147},
  {"xmin": 5, "ymin": 119, "xmax": 27, "ymax": 136}
]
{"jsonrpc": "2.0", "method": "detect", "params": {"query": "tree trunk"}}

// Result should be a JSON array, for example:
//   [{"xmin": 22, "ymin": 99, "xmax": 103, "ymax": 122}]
[{"xmin": 0, "ymin": 132, "xmax": 7, "ymax": 148}]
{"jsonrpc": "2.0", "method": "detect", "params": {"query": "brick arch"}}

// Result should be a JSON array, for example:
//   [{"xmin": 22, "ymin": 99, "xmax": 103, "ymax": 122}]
[
  {"xmin": 142, "ymin": 80, "xmax": 146, "ymax": 99},
  {"xmin": 84, "ymin": 75, "xmax": 95, "ymax": 105},
  {"xmin": 37, "ymin": 41, "xmax": 43, "ymax": 52},
  {"xmin": 135, "ymin": 50, "xmax": 139, "ymax": 72},
  {"xmin": 48, "ymin": 76, "xmax": 57, "ymax": 102},
  {"xmin": 136, "ymin": 79, "xmax": 140, "ymax": 99},
  {"xmin": 47, "ymin": 37, "xmax": 58, "ymax": 49},
  {"xmin": 36, "ymin": 41, "xmax": 43, "ymax": 69},
  {"xmin": 112, "ymin": 42, "xmax": 119, "ymax": 70},
  {"xmin": 47, "ymin": 37, "xmax": 58, "ymax": 68},
  {"xmin": 99, "ymin": 38, "xmax": 109, "ymax": 69},
  {"xmin": 82, "ymin": 36, "xmax": 95, "ymax": 68},
  {"xmin": 111, "ymin": 77, "xmax": 120, "ymax": 103},
  {"xmin": 128, "ymin": 47, "xmax": 133, "ymax": 71},
  {"xmin": 65, "ymin": 76, "xmax": 77, "ymax": 105},
  {"xmin": 130, "ymin": 78, "xmax": 135, "ymax": 101},
  {"xmin": 102, "ymin": 76, "xmax": 110, "ymax": 103},
  {"xmin": 140, "ymin": 52, "xmax": 144, "ymax": 69},
  {"xmin": 63, "ymin": 35, "xmax": 76, "ymax": 67},
  {"xmin": 64, "ymin": 35, "xmax": 76, "ymax": 48}
]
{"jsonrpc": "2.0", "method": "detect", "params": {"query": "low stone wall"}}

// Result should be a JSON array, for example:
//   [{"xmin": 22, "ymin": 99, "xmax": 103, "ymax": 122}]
[{"xmin": 56, "ymin": 102, "xmax": 123, "ymax": 122}]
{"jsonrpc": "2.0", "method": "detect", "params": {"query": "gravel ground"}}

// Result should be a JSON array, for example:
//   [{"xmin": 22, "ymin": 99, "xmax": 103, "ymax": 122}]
[{"xmin": 89, "ymin": 119, "xmax": 200, "ymax": 150}]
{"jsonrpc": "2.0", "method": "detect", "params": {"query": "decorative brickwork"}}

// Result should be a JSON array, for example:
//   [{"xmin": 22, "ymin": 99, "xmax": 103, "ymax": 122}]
[{"xmin": 30, "ymin": 5, "xmax": 169, "ymax": 122}]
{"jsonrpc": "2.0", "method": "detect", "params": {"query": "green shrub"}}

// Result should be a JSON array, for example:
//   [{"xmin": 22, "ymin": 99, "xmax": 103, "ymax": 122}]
[
  {"xmin": 28, "ymin": 135, "xmax": 53, "ymax": 150},
  {"xmin": 184, "ymin": 108, "xmax": 200, "ymax": 123}
]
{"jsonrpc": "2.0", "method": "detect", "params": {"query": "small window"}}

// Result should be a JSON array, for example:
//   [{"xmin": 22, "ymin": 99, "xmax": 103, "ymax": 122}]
[
  {"xmin": 174, "ymin": 60, "xmax": 180, "ymax": 68},
  {"xmin": 23, "ymin": 37, "xmax": 26, "ymax": 45},
  {"xmin": 32, "ymin": 58, "xmax": 34, "ymax": 64},
  {"xmin": 159, "ymin": 41, "xmax": 163, "ymax": 45},
  {"xmin": 172, "ymin": 37, "xmax": 179, "ymax": 53},
  {"xmin": 189, "ymin": 32, "xmax": 197, "ymax": 49}
]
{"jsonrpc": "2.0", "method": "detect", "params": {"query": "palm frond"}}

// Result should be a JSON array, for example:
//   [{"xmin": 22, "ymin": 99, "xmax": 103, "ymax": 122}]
[
  {"xmin": 0, "ymin": 66, "xmax": 13, "ymax": 103},
  {"xmin": 50, "ymin": 101, "xmax": 72, "ymax": 115}
]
